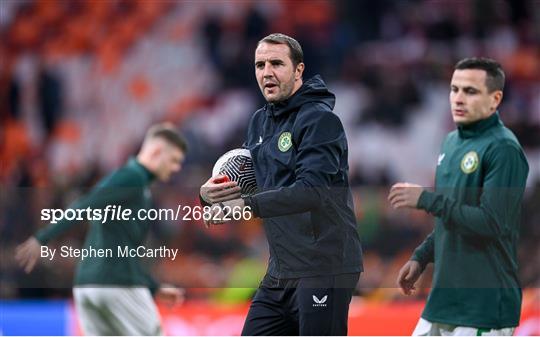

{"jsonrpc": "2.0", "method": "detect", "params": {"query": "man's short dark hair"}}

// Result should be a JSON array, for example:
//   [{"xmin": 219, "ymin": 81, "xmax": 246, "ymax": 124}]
[
  {"xmin": 455, "ymin": 57, "xmax": 505, "ymax": 93},
  {"xmin": 258, "ymin": 33, "xmax": 304, "ymax": 67},
  {"xmin": 146, "ymin": 122, "xmax": 188, "ymax": 153}
]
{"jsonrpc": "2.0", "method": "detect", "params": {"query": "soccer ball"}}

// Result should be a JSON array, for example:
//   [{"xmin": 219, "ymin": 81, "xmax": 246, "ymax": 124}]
[{"xmin": 212, "ymin": 148, "xmax": 258, "ymax": 196}]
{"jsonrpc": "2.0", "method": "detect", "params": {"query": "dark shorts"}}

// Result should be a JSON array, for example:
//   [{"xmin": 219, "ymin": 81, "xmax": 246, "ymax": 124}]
[{"xmin": 241, "ymin": 273, "xmax": 360, "ymax": 336}]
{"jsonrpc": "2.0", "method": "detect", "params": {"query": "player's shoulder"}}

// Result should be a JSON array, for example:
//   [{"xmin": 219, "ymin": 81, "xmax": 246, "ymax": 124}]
[
  {"xmin": 298, "ymin": 97, "xmax": 334, "ymax": 116},
  {"xmin": 294, "ymin": 109, "xmax": 343, "ymax": 139},
  {"xmin": 296, "ymin": 101, "xmax": 341, "ymax": 127},
  {"xmin": 489, "ymin": 123, "xmax": 522, "ymax": 147},
  {"xmin": 98, "ymin": 161, "xmax": 147, "ymax": 188},
  {"xmin": 478, "ymin": 122, "xmax": 525, "ymax": 159},
  {"xmin": 253, "ymin": 106, "xmax": 266, "ymax": 117},
  {"xmin": 246, "ymin": 107, "xmax": 267, "ymax": 138},
  {"xmin": 447, "ymin": 129, "xmax": 459, "ymax": 139},
  {"xmin": 248, "ymin": 106, "xmax": 266, "ymax": 125},
  {"xmin": 483, "ymin": 125, "xmax": 528, "ymax": 167},
  {"xmin": 444, "ymin": 129, "xmax": 459, "ymax": 144}
]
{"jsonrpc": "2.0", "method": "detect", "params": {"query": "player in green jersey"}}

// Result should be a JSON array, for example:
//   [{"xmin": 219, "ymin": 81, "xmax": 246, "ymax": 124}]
[
  {"xmin": 16, "ymin": 123, "xmax": 187, "ymax": 335},
  {"xmin": 388, "ymin": 58, "xmax": 529, "ymax": 336}
]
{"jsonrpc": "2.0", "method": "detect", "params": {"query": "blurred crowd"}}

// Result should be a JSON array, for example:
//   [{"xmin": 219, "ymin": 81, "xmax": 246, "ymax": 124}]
[{"xmin": 1, "ymin": 0, "xmax": 539, "ymax": 302}]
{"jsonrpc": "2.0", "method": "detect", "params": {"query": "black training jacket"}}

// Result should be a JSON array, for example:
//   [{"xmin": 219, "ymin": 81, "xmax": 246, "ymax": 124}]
[{"xmin": 244, "ymin": 75, "xmax": 363, "ymax": 278}]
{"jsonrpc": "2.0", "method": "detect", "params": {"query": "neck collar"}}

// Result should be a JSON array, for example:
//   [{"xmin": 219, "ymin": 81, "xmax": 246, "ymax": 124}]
[
  {"xmin": 128, "ymin": 157, "xmax": 156, "ymax": 181},
  {"xmin": 457, "ymin": 111, "xmax": 501, "ymax": 138}
]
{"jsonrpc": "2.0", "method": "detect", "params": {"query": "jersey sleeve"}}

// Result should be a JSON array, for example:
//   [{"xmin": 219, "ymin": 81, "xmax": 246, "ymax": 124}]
[
  {"xmin": 411, "ymin": 230, "xmax": 435, "ymax": 270},
  {"xmin": 417, "ymin": 144, "xmax": 529, "ymax": 240},
  {"xmin": 35, "ymin": 169, "xmax": 145, "ymax": 244}
]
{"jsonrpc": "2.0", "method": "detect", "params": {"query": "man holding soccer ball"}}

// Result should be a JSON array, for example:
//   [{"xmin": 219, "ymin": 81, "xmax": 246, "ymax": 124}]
[
  {"xmin": 200, "ymin": 33, "xmax": 363, "ymax": 335},
  {"xmin": 388, "ymin": 58, "xmax": 529, "ymax": 336}
]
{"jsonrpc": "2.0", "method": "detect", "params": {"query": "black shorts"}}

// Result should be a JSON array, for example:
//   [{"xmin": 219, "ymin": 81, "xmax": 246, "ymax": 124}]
[{"xmin": 241, "ymin": 273, "xmax": 360, "ymax": 336}]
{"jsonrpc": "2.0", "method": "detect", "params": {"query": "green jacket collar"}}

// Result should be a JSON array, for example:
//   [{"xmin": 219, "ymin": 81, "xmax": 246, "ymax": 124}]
[
  {"xmin": 128, "ymin": 157, "xmax": 156, "ymax": 182},
  {"xmin": 457, "ymin": 111, "xmax": 501, "ymax": 139}
]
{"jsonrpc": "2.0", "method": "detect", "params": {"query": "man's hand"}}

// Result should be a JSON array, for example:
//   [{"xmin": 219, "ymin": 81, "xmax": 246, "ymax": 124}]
[
  {"xmin": 204, "ymin": 198, "xmax": 247, "ymax": 228},
  {"xmin": 15, "ymin": 237, "xmax": 41, "ymax": 273},
  {"xmin": 200, "ymin": 175, "xmax": 241, "ymax": 204},
  {"xmin": 155, "ymin": 286, "xmax": 185, "ymax": 307},
  {"xmin": 397, "ymin": 260, "xmax": 423, "ymax": 296},
  {"xmin": 388, "ymin": 182, "xmax": 424, "ymax": 209}
]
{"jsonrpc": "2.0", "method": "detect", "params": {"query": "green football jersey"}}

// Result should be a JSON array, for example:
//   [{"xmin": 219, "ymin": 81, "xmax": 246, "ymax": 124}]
[
  {"xmin": 412, "ymin": 112, "xmax": 529, "ymax": 329},
  {"xmin": 35, "ymin": 158, "xmax": 159, "ymax": 292}
]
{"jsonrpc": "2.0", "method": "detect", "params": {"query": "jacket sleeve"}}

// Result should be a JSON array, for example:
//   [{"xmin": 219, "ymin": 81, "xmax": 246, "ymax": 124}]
[
  {"xmin": 417, "ymin": 144, "xmax": 528, "ymax": 240},
  {"xmin": 249, "ymin": 108, "xmax": 347, "ymax": 218},
  {"xmin": 35, "ymin": 170, "xmax": 144, "ymax": 244},
  {"xmin": 411, "ymin": 230, "xmax": 434, "ymax": 271}
]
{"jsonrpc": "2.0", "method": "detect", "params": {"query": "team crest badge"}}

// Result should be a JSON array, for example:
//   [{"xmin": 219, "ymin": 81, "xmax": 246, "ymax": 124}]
[
  {"xmin": 278, "ymin": 132, "xmax": 292, "ymax": 152},
  {"xmin": 461, "ymin": 151, "xmax": 479, "ymax": 174}
]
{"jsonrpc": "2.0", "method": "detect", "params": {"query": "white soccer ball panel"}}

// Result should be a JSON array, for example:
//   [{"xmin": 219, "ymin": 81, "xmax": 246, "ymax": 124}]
[{"xmin": 212, "ymin": 148, "xmax": 257, "ymax": 196}]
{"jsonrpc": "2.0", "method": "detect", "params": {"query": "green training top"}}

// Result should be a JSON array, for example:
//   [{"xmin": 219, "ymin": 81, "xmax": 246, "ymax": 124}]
[
  {"xmin": 412, "ymin": 112, "xmax": 529, "ymax": 329},
  {"xmin": 35, "ymin": 158, "xmax": 159, "ymax": 292}
]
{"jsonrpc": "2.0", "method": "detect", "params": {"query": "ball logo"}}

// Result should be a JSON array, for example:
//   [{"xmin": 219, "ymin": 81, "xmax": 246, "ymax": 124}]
[
  {"xmin": 461, "ymin": 151, "xmax": 479, "ymax": 174},
  {"xmin": 278, "ymin": 132, "xmax": 292, "ymax": 152}
]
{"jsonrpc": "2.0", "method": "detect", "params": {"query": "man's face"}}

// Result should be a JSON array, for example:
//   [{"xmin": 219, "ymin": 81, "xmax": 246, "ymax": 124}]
[
  {"xmin": 254, "ymin": 42, "xmax": 303, "ymax": 103},
  {"xmin": 450, "ymin": 69, "xmax": 502, "ymax": 125},
  {"xmin": 156, "ymin": 145, "xmax": 184, "ymax": 182}
]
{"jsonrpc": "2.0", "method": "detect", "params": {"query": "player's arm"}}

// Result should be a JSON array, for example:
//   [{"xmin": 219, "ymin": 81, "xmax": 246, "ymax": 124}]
[
  {"xmin": 396, "ymin": 230, "xmax": 434, "ymax": 295},
  {"xmin": 34, "ymin": 172, "xmax": 144, "ymax": 244},
  {"xmin": 417, "ymin": 145, "xmax": 528, "ymax": 239},
  {"xmin": 33, "ymin": 189, "xmax": 117, "ymax": 245},
  {"xmin": 16, "ymin": 189, "xmax": 104, "ymax": 273},
  {"xmin": 15, "ymin": 237, "xmax": 41, "ymax": 273},
  {"xmin": 246, "ymin": 108, "xmax": 346, "ymax": 218},
  {"xmin": 411, "ymin": 230, "xmax": 434, "ymax": 270},
  {"xmin": 16, "ymin": 170, "xmax": 144, "ymax": 272}
]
